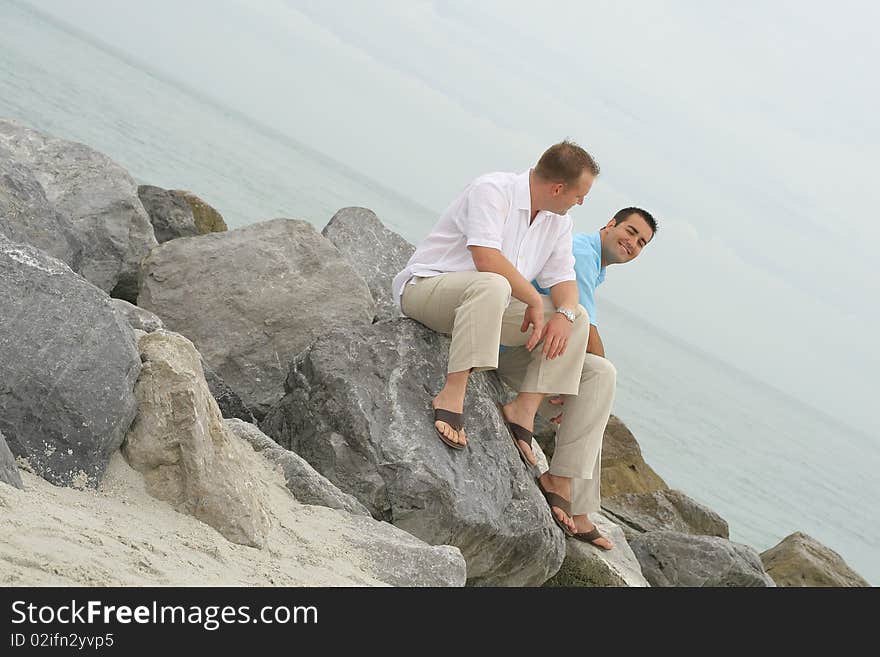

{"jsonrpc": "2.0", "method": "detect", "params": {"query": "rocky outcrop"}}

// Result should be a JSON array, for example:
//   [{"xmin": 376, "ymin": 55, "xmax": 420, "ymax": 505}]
[
  {"xmin": 760, "ymin": 532, "xmax": 870, "ymax": 587},
  {"xmin": 0, "ymin": 431, "xmax": 23, "ymax": 489},
  {"xmin": 0, "ymin": 119, "xmax": 157, "ymax": 302},
  {"xmin": 544, "ymin": 512, "xmax": 649, "ymax": 587},
  {"xmin": 137, "ymin": 185, "xmax": 199, "ymax": 243},
  {"xmin": 601, "ymin": 489, "xmax": 729, "ymax": 539},
  {"xmin": 629, "ymin": 531, "xmax": 775, "ymax": 587},
  {"xmin": 203, "ymin": 365, "xmax": 257, "ymax": 424},
  {"xmin": 110, "ymin": 298, "xmax": 164, "ymax": 333},
  {"xmin": 123, "ymin": 330, "xmax": 272, "ymax": 548},
  {"xmin": 0, "ymin": 235, "xmax": 141, "ymax": 487},
  {"xmin": 600, "ymin": 415, "xmax": 668, "ymax": 496},
  {"xmin": 137, "ymin": 218, "xmax": 375, "ymax": 419},
  {"xmin": 171, "ymin": 190, "xmax": 227, "ymax": 234},
  {"xmin": 321, "ymin": 207, "xmax": 415, "ymax": 322},
  {"xmin": 225, "ymin": 418, "xmax": 370, "ymax": 516},
  {"xmin": 0, "ymin": 149, "xmax": 84, "ymax": 272},
  {"xmin": 260, "ymin": 318, "xmax": 565, "ymax": 586}
]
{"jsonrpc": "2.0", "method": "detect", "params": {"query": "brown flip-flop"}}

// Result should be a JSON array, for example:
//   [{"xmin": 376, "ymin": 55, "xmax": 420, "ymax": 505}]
[
  {"xmin": 536, "ymin": 478, "xmax": 575, "ymax": 536},
  {"xmin": 433, "ymin": 407, "xmax": 466, "ymax": 450},
  {"xmin": 572, "ymin": 526, "xmax": 612, "ymax": 550},
  {"xmin": 496, "ymin": 402, "xmax": 536, "ymax": 466}
]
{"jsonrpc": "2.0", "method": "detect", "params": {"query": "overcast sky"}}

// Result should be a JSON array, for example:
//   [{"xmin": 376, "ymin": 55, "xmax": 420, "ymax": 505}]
[{"xmin": 25, "ymin": 0, "xmax": 880, "ymax": 436}]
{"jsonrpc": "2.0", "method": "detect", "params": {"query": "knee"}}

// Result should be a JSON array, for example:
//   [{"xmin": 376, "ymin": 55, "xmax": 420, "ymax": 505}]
[
  {"xmin": 584, "ymin": 353, "xmax": 617, "ymax": 384},
  {"xmin": 473, "ymin": 272, "xmax": 512, "ymax": 301}
]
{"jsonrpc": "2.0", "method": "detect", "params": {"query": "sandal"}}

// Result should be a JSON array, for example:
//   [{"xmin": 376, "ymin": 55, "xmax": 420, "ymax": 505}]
[
  {"xmin": 572, "ymin": 526, "xmax": 613, "ymax": 551},
  {"xmin": 536, "ymin": 478, "xmax": 575, "ymax": 536},
  {"xmin": 433, "ymin": 407, "xmax": 466, "ymax": 450},
  {"xmin": 496, "ymin": 402, "xmax": 536, "ymax": 466}
]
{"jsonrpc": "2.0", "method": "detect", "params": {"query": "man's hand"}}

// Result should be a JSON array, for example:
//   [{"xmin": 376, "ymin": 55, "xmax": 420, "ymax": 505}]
[
  {"xmin": 548, "ymin": 395, "xmax": 564, "ymax": 424},
  {"xmin": 538, "ymin": 313, "xmax": 573, "ymax": 359},
  {"xmin": 522, "ymin": 303, "xmax": 546, "ymax": 351}
]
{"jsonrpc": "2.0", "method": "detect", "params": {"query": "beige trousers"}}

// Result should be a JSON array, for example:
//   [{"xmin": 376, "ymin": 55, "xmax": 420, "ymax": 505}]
[
  {"xmin": 400, "ymin": 271, "xmax": 589, "ymax": 395},
  {"xmin": 497, "ymin": 350, "xmax": 617, "ymax": 515}
]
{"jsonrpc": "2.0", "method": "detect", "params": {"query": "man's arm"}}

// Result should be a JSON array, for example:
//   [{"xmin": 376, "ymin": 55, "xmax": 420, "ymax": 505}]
[{"xmin": 587, "ymin": 323, "xmax": 605, "ymax": 358}]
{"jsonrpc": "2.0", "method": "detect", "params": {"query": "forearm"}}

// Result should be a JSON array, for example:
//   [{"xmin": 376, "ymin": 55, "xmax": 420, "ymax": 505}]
[
  {"xmin": 469, "ymin": 247, "xmax": 542, "ymax": 307},
  {"xmin": 549, "ymin": 280, "xmax": 579, "ymax": 313},
  {"xmin": 587, "ymin": 324, "xmax": 605, "ymax": 357}
]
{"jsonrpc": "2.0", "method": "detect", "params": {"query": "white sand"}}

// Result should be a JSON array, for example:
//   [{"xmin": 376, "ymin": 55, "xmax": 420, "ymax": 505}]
[{"xmin": 0, "ymin": 452, "xmax": 388, "ymax": 586}]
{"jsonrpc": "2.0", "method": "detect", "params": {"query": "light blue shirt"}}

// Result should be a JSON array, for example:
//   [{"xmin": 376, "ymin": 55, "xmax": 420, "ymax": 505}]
[{"xmin": 533, "ymin": 231, "xmax": 606, "ymax": 326}]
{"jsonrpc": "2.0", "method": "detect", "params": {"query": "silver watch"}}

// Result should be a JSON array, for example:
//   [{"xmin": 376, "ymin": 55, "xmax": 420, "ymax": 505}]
[{"xmin": 555, "ymin": 307, "xmax": 576, "ymax": 322}]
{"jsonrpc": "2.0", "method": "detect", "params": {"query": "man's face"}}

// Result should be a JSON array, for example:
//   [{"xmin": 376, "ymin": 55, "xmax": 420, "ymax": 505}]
[
  {"xmin": 549, "ymin": 170, "xmax": 594, "ymax": 215},
  {"xmin": 601, "ymin": 214, "xmax": 654, "ymax": 265}
]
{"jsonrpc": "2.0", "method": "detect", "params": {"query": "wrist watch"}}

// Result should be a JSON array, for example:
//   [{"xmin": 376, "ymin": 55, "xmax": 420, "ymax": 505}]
[{"xmin": 555, "ymin": 307, "xmax": 576, "ymax": 322}]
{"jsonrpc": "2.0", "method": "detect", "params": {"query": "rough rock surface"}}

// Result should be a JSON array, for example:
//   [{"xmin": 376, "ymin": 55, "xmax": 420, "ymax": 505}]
[
  {"xmin": 138, "ymin": 218, "xmax": 375, "ymax": 418},
  {"xmin": 600, "ymin": 415, "xmax": 668, "ymax": 497},
  {"xmin": 0, "ymin": 235, "xmax": 140, "ymax": 487},
  {"xmin": 602, "ymin": 489, "xmax": 729, "ymax": 539},
  {"xmin": 0, "ymin": 431, "xmax": 23, "ymax": 489},
  {"xmin": 137, "ymin": 184, "xmax": 199, "ymax": 243},
  {"xmin": 760, "ymin": 532, "xmax": 870, "ymax": 587},
  {"xmin": 171, "ymin": 189, "xmax": 227, "ymax": 234},
  {"xmin": 110, "ymin": 298, "xmax": 164, "ymax": 333}
]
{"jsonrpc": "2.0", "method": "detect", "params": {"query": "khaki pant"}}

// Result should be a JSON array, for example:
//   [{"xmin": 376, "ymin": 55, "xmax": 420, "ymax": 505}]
[
  {"xmin": 497, "ymin": 350, "xmax": 616, "ymax": 514},
  {"xmin": 400, "ymin": 271, "xmax": 589, "ymax": 395}
]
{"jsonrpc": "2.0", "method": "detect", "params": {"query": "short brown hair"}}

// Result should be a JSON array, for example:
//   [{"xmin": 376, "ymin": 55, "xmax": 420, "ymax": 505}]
[{"xmin": 534, "ymin": 140, "xmax": 600, "ymax": 186}]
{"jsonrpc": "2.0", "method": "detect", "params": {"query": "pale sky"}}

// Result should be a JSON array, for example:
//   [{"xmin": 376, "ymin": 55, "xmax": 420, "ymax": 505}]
[{"xmin": 24, "ymin": 0, "xmax": 880, "ymax": 436}]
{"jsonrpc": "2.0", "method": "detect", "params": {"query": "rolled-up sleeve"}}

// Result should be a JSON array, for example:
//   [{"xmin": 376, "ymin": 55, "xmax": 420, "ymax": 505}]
[
  {"xmin": 535, "ymin": 220, "xmax": 575, "ymax": 289},
  {"xmin": 461, "ymin": 182, "xmax": 508, "ymax": 250}
]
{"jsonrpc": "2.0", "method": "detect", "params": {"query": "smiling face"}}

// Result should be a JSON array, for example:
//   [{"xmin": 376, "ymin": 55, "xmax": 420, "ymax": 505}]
[{"xmin": 600, "ymin": 212, "xmax": 654, "ymax": 266}]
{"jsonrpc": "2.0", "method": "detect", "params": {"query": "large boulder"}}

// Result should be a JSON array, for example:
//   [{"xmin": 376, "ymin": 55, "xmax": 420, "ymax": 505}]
[
  {"xmin": 321, "ymin": 207, "xmax": 415, "ymax": 322},
  {"xmin": 137, "ymin": 218, "xmax": 375, "ymax": 418},
  {"xmin": 601, "ymin": 489, "xmax": 729, "ymax": 540},
  {"xmin": 629, "ymin": 531, "xmax": 776, "ymax": 587},
  {"xmin": 203, "ymin": 365, "xmax": 257, "ymax": 424},
  {"xmin": 600, "ymin": 415, "xmax": 668, "ymax": 497},
  {"xmin": 544, "ymin": 512, "xmax": 649, "ymax": 587},
  {"xmin": 0, "ymin": 235, "xmax": 140, "ymax": 487},
  {"xmin": 760, "ymin": 532, "xmax": 870, "ymax": 587},
  {"xmin": 0, "ymin": 431, "xmax": 23, "ymax": 489},
  {"xmin": 0, "ymin": 149, "xmax": 84, "ymax": 272},
  {"xmin": 123, "ymin": 330, "xmax": 272, "ymax": 548},
  {"xmin": 0, "ymin": 119, "xmax": 157, "ymax": 302},
  {"xmin": 171, "ymin": 190, "xmax": 227, "ymax": 234},
  {"xmin": 259, "ymin": 318, "xmax": 565, "ymax": 586},
  {"xmin": 225, "ymin": 418, "xmax": 370, "ymax": 516},
  {"xmin": 137, "ymin": 185, "xmax": 199, "ymax": 243}
]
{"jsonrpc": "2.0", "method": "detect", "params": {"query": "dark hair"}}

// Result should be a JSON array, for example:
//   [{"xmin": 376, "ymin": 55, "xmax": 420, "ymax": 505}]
[
  {"xmin": 534, "ymin": 140, "xmax": 600, "ymax": 186},
  {"xmin": 613, "ymin": 207, "xmax": 658, "ymax": 236}
]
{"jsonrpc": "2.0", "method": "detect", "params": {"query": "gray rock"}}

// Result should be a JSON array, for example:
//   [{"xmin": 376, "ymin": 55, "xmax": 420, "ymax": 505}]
[
  {"xmin": 137, "ymin": 185, "xmax": 199, "ymax": 243},
  {"xmin": 0, "ymin": 431, "xmax": 23, "ymax": 489},
  {"xmin": 342, "ymin": 514, "xmax": 467, "ymax": 586},
  {"xmin": 259, "ymin": 318, "xmax": 565, "ymax": 586},
  {"xmin": 171, "ymin": 190, "xmax": 227, "ymax": 234},
  {"xmin": 600, "ymin": 414, "xmax": 668, "ymax": 497},
  {"xmin": 0, "ymin": 119, "xmax": 157, "ymax": 302},
  {"xmin": 760, "ymin": 531, "xmax": 870, "ymax": 587},
  {"xmin": 321, "ymin": 207, "xmax": 415, "ymax": 321},
  {"xmin": 138, "ymin": 218, "xmax": 375, "ymax": 418},
  {"xmin": 544, "ymin": 512, "xmax": 649, "ymax": 587},
  {"xmin": 601, "ymin": 489, "xmax": 729, "ymax": 539},
  {"xmin": 0, "ymin": 235, "xmax": 141, "ymax": 487},
  {"xmin": 629, "ymin": 531, "xmax": 776, "ymax": 587},
  {"xmin": 123, "ymin": 330, "xmax": 272, "ymax": 548},
  {"xmin": 0, "ymin": 149, "xmax": 84, "ymax": 272},
  {"xmin": 203, "ymin": 363, "xmax": 256, "ymax": 424},
  {"xmin": 110, "ymin": 298, "xmax": 164, "ymax": 333},
  {"xmin": 225, "ymin": 418, "xmax": 371, "ymax": 516}
]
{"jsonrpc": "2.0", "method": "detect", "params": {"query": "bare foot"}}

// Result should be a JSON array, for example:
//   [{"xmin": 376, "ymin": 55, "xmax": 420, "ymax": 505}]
[
  {"xmin": 432, "ymin": 392, "xmax": 466, "ymax": 447},
  {"xmin": 538, "ymin": 472, "xmax": 576, "ymax": 534},
  {"xmin": 500, "ymin": 402, "xmax": 536, "ymax": 464},
  {"xmin": 572, "ymin": 515, "xmax": 614, "ymax": 549}
]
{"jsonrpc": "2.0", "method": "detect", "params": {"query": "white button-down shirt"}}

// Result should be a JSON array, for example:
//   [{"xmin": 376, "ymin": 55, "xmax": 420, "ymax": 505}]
[{"xmin": 392, "ymin": 170, "xmax": 576, "ymax": 310}]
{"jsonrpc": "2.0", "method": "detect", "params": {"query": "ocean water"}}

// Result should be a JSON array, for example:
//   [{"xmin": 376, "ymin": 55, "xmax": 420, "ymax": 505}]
[{"xmin": 2, "ymin": 1, "xmax": 877, "ymax": 584}]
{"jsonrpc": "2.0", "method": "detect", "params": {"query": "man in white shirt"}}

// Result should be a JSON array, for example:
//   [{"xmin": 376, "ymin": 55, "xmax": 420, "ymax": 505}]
[{"xmin": 391, "ymin": 141, "xmax": 598, "ymax": 535}]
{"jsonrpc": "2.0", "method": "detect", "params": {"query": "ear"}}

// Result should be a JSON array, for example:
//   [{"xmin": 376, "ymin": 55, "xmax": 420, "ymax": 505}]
[
  {"xmin": 603, "ymin": 218, "xmax": 616, "ymax": 230},
  {"xmin": 551, "ymin": 182, "xmax": 565, "ymax": 196}
]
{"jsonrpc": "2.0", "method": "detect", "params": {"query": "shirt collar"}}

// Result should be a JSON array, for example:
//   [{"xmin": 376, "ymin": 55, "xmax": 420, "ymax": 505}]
[{"xmin": 514, "ymin": 170, "xmax": 531, "ymax": 211}]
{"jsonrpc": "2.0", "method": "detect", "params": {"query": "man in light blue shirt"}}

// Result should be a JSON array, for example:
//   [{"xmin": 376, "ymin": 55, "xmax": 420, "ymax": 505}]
[{"xmin": 519, "ymin": 206, "xmax": 657, "ymax": 549}]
